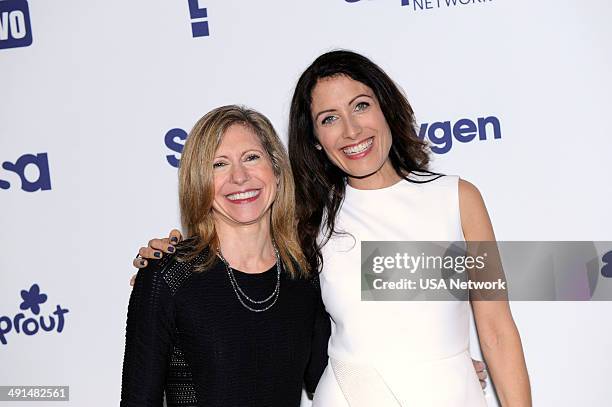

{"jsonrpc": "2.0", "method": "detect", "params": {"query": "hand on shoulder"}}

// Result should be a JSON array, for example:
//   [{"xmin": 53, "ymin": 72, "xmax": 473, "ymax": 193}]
[{"xmin": 130, "ymin": 229, "xmax": 184, "ymax": 286}]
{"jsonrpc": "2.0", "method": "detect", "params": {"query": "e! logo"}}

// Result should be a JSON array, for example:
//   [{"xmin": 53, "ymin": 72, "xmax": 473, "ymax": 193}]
[{"xmin": 188, "ymin": 0, "xmax": 209, "ymax": 38}]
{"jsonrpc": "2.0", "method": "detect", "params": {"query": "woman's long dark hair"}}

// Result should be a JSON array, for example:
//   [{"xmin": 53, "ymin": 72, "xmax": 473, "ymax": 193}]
[{"xmin": 288, "ymin": 50, "xmax": 438, "ymax": 274}]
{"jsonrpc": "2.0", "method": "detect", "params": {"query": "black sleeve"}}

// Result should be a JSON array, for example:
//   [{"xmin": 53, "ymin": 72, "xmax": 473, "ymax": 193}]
[
  {"xmin": 121, "ymin": 260, "xmax": 176, "ymax": 406},
  {"xmin": 304, "ymin": 275, "xmax": 331, "ymax": 394}
]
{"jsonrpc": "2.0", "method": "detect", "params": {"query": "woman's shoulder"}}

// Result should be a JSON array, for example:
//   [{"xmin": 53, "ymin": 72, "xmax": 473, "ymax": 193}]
[
  {"xmin": 407, "ymin": 173, "xmax": 486, "ymax": 212},
  {"xmin": 456, "ymin": 178, "xmax": 494, "ymax": 240},
  {"xmin": 457, "ymin": 177, "xmax": 483, "ymax": 200},
  {"xmin": 405, "ymin": 172, "xmax": 485, "ymax": 194},
  {"xmin": 405, "ymin": 171, "xmax": 457, "ymax": 186},
  {"xmin": 144, "ymin": 237, "xmax": 208, "ymax": 295},
  {"xmin": 282, "ymin": 270, "xmax": 322, "ymax": 300}
]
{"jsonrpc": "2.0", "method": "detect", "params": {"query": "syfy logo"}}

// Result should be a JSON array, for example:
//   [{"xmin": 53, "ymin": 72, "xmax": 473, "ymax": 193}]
[
  {"xmin": 188, "ymin": 0, "xmax": 209, "ymax": 38},
  {"xmin": 165, "ymin": 128, "xmax": 188, "ymax": 168},
  {"xmin": 418, "ymin": 116, "xmax": 501, "ymax": 154},
  {"xmin": 0, "ymin": 152, "xmax": 52, "ymax": 192},
  {"xmin": 0, "ymin": 0, "xmax": 33, "ymax": 50},
  {"xmin": 0, "ymin": 284, "xmax": 69, "ymax": 345}
]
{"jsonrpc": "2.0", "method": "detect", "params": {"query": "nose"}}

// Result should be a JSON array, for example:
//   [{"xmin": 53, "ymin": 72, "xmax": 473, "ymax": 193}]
[
  {"xmin": 230, "ymin": 162, "xmax": 249, "ymax": 184},
  {"xmin": 343, "ymin": 115, "xmax": 362, "ymax": 139}
]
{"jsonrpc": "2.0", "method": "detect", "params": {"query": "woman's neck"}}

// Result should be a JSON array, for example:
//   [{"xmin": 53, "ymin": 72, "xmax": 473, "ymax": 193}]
[
  {"xmin": 347, "ymin": 159, "xmax": 401, "ymax": 190},
  {"xmin": 214, "ymin": 215, "xmax": 275, "ymax": 274}
]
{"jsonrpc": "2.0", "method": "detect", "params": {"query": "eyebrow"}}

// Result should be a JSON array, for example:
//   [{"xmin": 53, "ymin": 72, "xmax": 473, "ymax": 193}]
[
  {"xmin": 314, "ymin": 93, "xmax": 374, "ymax": 121},
  {"xmin": 214, "ymin": 149, "xmax": 265, "ymax": 160}
]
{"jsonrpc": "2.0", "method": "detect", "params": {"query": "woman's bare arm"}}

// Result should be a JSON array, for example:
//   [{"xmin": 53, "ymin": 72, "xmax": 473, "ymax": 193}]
[{"xmin": 459, "ymin": 179, "xmax": 532, "ymax": 406}]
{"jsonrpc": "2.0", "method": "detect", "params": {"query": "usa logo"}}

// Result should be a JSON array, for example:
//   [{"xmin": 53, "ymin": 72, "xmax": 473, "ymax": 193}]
[{"xmin": 0, "ymin": 152, "xmax": 52, "ymax": 192}]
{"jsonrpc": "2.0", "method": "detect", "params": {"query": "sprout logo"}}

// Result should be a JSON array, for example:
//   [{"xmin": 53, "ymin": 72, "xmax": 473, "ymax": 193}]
[{"xmin": 0, "ymin": 284, "xmax": 69, "ymax": 345}]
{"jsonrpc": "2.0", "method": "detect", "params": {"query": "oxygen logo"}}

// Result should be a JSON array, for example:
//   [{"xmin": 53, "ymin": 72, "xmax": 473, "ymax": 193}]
[
  {"xmin": 0, "ymin": 0, "xmax": 33, "ymax": 50},
  {"xmin": 188, "ymin": 0, "xmax": 209, "ymax": 37},
  {"xmin": 0, "ymin": 152, "xmax": 52, "ymax": 192},
  {"xmin": 0, "ymin": 284, "xmax": 69, "ymax": 345},
  {"xmin": 417, "ymin": 116, "xmax": 501, "ymax": 154}
]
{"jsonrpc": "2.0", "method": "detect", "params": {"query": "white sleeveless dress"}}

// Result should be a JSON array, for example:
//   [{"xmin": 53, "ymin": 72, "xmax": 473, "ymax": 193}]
[{"xmin": 312, "ymin": 175, "xmax": 487, "ymax": 407}]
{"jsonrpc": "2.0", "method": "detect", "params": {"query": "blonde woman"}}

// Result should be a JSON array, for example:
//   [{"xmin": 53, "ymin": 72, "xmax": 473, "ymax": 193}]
[{"xmin": 121, "ymin": 106, "xmax": 329, "ymax": 406}]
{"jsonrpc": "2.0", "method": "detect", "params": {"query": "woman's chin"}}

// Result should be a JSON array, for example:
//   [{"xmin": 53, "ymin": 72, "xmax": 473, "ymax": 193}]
[
  {"xmin": 214, "ymin": 208, "xmax": 271, "ymax": 227},
  {"xmin": 341, "ymin": 155, "xmax": 393, "ymax": 181}
]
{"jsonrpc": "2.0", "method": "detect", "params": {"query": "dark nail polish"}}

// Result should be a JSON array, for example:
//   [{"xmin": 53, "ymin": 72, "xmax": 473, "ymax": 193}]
[
  {"xmin": 140, "ymin": 260, "xmax": 146, "ymax": 266},
  {"xmin": 168, "ymin": 246, "xmax": 175, "ymax": 253},
  {"xmin": 170, "ymin": 237, "xmax": 178, "ymax": 244},
  {"xmin": 154, "ymin": 252, "xmax": 161, "ymax": 258}
]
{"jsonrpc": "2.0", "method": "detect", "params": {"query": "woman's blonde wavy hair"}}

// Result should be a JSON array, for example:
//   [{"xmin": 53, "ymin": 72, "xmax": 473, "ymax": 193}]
[{"xmin": 177, "ymin": 105, "xmax": 308, "ymax": 278}]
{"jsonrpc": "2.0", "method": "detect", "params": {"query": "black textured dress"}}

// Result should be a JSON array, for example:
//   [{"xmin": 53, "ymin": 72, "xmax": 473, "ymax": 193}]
[{"xmin": 120, "ymin": 248, "xmax": 330, "ymax": 407}]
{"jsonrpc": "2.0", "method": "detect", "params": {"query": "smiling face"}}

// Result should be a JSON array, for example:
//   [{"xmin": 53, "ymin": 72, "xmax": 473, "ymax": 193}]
[
  {"xmin": 211, "ymin": 124, "xmax": 277, "ymax": 226},
  {"xmin": 311, "ymin": 75, "xmax": 398, "ymax": 188}
]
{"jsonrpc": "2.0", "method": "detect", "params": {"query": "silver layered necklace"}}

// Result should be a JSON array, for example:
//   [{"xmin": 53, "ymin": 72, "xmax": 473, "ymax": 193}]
[{"xmin": 216, "ymin": 245, "xmax": 281, "ymax": 313}]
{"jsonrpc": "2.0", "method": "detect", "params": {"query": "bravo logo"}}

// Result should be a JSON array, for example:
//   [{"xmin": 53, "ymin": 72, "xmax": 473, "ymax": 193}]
[
  {"xmin": 0, "ymin": 152, "xmax": 52, "ymax": 191},
  {"xmin": 418, "ymin": 116, "xmax": 501, "ymax": 154},
  {"xmin": 0, "ymin": 0, "xmax": 33, "ymax": 50},
  {"xmin": 0, "ymin": 284, "xmax": 69, "ymax": 345}
]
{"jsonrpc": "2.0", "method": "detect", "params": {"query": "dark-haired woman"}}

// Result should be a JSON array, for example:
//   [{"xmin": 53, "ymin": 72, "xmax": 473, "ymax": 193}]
[
  {"xmin": 135, "ymin": 51, "xmax": 529, "ymax": 406},
  {"xmin": 287, "ymin": 52, "xmax": 530, "ymax": 406}
]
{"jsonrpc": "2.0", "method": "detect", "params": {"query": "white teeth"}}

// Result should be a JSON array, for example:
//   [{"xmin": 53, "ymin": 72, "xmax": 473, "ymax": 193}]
[
  {"xmin": 342, "ymin": 138, "xmax": 373, "ymax": 155},
  {"xmin": 227, "ymin": 190, "xmax": 260, "ymax": 201}
]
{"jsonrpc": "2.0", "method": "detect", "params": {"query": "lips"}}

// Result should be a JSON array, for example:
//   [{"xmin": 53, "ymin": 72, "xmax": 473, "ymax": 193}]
[
  {"xmin": 341, "ymin": 137, "xmax": 374, "ymax": 158},
  {"xmin": 226, "ymin": 189, "xmax": 261, "ymax": 203}
]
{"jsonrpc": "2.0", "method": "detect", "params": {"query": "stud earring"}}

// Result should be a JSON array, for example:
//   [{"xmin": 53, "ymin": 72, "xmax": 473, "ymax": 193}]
[{"xmin": 315, "ymin": 144, "xmax": 322, "ymax": 151}]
